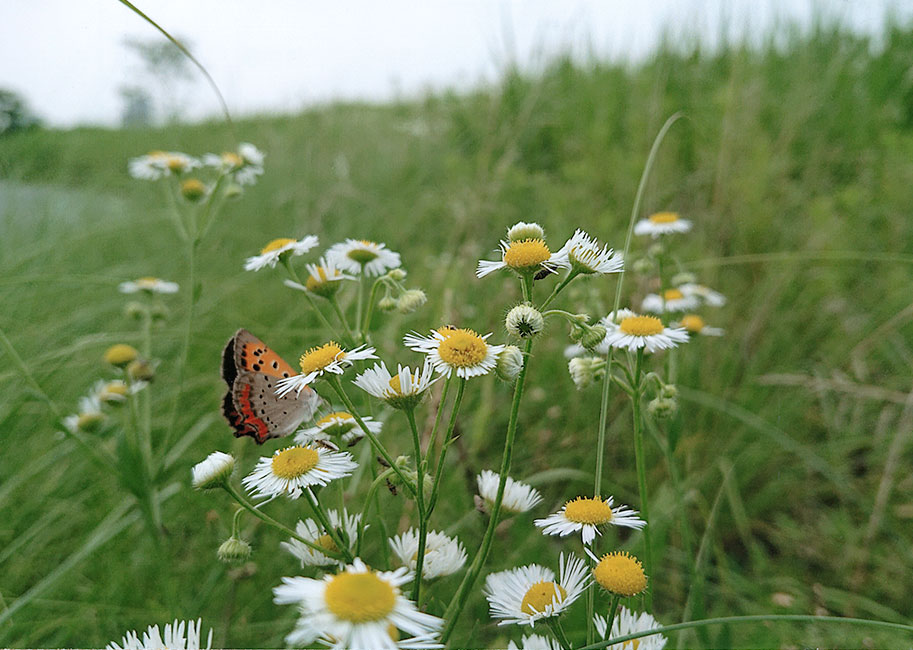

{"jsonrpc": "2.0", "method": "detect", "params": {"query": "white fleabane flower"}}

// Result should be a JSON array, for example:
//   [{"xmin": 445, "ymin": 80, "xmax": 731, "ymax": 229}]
[
  {"xmin": 675, "ymin": 314, "xmax": 725, "ymax": 337},
  {"xmin": 276, "ymin": 342, "xmax": 377, "ymax": 396},
  {"xmin": 119, "ymin": 277, "xmax": 180, "ymax": 294},
  {"xmin": 242, "ymin": 445, "xmax": 356, "ymax": 499},
  {"xmin": 404, "ymin": 328, "xmax": 505, "ymax": 379},
  {"xmin": 476, "ymin": 238, "xmax": 569, "ymax": 278},
  {"xmin": 640, "ymin": 288, "xmax": 700, "ymax": 314},
  {"xmin": 678, "ymin": 283, "xmax": 726, "ymax": 307},
  {"xmin": 283, "ymin": 256, "xmax": 356, "ymax": 299},
  {"xmin": 534, "ymin": 496, "xmax": 645, "ymax": 545},
  {"xmin": 554, "ymin": 229, "xmax": 624, "ymax": 276},
  {"xmin": 507, "ymin": 635, "xmax": 562, "ymax": 650},
  {"xmin": 353, "ymin": 359, "xmax": 438, "ymax": 410},
  {"xmin": 191, "ymin": 451, "xmax": 235, "ymax": 490},
  {"xmin": 281, "ymin": 509, "xmax": 361, "ymax": 568},
  {"xmin": 389, "ymin": 529, "xmax": 467, "ymax": 579},
  {"xmin": 476, "ymin": 470, "xmax": 542, "ymax": 514},
  {"xmin": 273, "ymin": 559, "xmax": 443, "ymax": 650},
  {"xmin": 128, "ymin": 151, "xmax": 200, "ymax": 180},
  {"xmin": 295, "ymin": 411, "xmax": 382, "ymax": 446},
  {"xmin": 244, "ymin": 235, "xmax": 319, "ymax": 272},
  {"xmin": 327, "ymin": 239, "xmax": 402, "ymax": 276},
  {"xmin": 107, "ymin": 618, "xmax": 212, "ymax": 650},
  {"xmin": 594, "ymin": 607, "xmax": 667, "ymax": 650},
  {"xmin": 603, "ymin": 313, "xmax": 689, "ymax": 354},
  {"xmin": 484, "ymin": 553, "xmax": 589, "ymax": 627},
  {"xmin": 633, "ymin": 212, "xmax": 692, "ymax": 237}
]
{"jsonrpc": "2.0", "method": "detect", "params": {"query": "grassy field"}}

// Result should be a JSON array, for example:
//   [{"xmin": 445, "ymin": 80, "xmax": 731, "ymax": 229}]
[{"xmin": 2, "ymin": 18, "xmax": 913, "ymax": 649}]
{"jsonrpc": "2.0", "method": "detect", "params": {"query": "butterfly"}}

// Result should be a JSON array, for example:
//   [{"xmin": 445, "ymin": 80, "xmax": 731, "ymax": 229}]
[{"xmin": 221, "ymin": 329, "xmax": 320, "ymax": 444}]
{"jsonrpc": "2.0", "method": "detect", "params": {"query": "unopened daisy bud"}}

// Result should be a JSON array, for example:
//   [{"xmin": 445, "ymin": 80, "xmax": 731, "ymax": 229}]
[
  {"xmin": 76, "ymin": 412, "xmax": 105, "ymax": 432},
  {"xmin": 180, "ymin": 178, "xmax": 206, "ymax": 202},
  {"xmin": 127, "ymin": 359, "xmax": 155, "ymax": 382},
  {"xmin": 660, "ymin": 383, "xmax": 678, "ymax": 399},
  {"xmin": 397, "ymin": 289, "xmax": 427, "ymax": 314},
  {"xmin": 224, "ymin": 183, "xmax": 244, "ymax": 199},
  {"xmin": 496, "ymin": 345, "xmax": 524, "ymax": 383},
  {"xmin": 593, "ymin": 551, "xmax": 648, "ymax": 597},
  {"xmin": 507, "ymin": 221, "xmax": 545, "ymax": 242},
  {"xmin": 505, "ymin": 304, "xmax": 544, "ymax": 339},
  {"xmin": 648, "ymin": 242, "xmax": 665, "ymax": 258},
  {"xmin": 577, "ymin": 324, "xmax": 607, "ymax": 351},
  {"xmin": 218, "ymin": 536, "xmax": 252, "ymax": 564},
  {"xmin": 150, "ymin": 304, "xmax": 170, "ymax": 321},
  {"xmin": 191, "ymin": 451, "xmax": 235, "ymax": 489},
  {"xmin": 568, "ymin": 357, "xmax": 604, "ymax": 389},
  {"xmin": 647, "ymin": 397, "xmax": 677, "ymax": 420},
  {"xmin": 378, "ymin": 295, "xmax": 397, "ymax": 312},
  {"xmin": 632, "ymin": 257, "xmax": 654, "ymax": 276},
  {"xmin": 386, "ymin": 268, "xmax": 408, "ymax": 281},
  {"xmin": 124, "ymin": 301, "xmax": 146, "ymax": 320},
  {"xmin": 104, "ymin": 344, "xmax": 138, "ymax": 368},
  {"xmin": 672, "ymin": 271, "xmax": 697, "ymax": 286}
]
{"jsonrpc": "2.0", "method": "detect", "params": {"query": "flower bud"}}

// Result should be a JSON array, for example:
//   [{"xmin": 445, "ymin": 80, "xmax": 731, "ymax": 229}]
[
  {"xmin": 125, "ymin": 301, "xmax": 146, "ymax": 320},
  {"xmin": 496, "ymin": 345, "xmax": 524, "ymax": 383},
  {"xmin": 218, "ymin": 537, "xmax": 252, "ymax": 564},
  {"xmin": 224, "ymin": 183, "xmax": 244, "ymax": 200},
  {"xmin": 632, "ymin": 257, "xmax": 654, "ymax": 276},
  {"xmin": 150, "ymin": 304, "xmax": 170, "ymax": 321},
  {"xmin": 378, "ymin": 295, "xmax": 397, "ymax": 312},
  {"xmin": 386, "ymin": 268, "xmax": 408, "ymax": 281},
  {"xmin": 127, "ymin": 359, "xmax": 155, "ymax": 382},
  {"xmin": 505, "ymin": 304, "xmax": 544, "ymax": 339},
  {"xmin": 507, "ymin": 221, "xmax": 545, "ymax": 242},
  {"xmin": 660, "ymin": 383, "xmax": 678, "ymax": 399},
  {"xmin": 647, "ymin": 397, "xmax": 678, "ymax": 420},
  {"xmin": 104, "ymin": 344, "xmax": 138, "ymax": 368},
  {"xmin": 191, "ymin": 451, "xmax": 235, "ymax": 490},
  {"xmin": 671, "ymin": 271, "xmax": 697, "ymax": 286},
  {"xmin": 568, "ymin": 357, "xmax": 604, "ymax": 389},
  {"xmin": 397, "ymin": 289, "xmax": 427, "ymax": 314},
  {"xmin": 578, "ymin": 324, "xmax": 607, "ymax": 351},
  {"xmin": 648, "ymin": 242, "xmax": 665, "ymax": 258},
  {"xmin": 180, "ymin": 178, "xmax": 207, "ymax": 202}
]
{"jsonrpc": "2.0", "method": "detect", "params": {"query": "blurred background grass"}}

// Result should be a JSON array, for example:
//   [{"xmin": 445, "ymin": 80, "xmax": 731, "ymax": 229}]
[{"xmin": 2, "ymin": 18, "xmax": 913, "ymax": 649}]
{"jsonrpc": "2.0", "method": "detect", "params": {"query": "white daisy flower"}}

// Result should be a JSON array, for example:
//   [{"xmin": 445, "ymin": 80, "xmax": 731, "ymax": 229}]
[
  {"xmin": 389, "ymin": 529, "xmax": 467, "ymax": 579},
  {"xmin": 507, "ymin": 635, "xmax": 562, "ymax": 650},
  {"xmin": 327, "ymin": 239, "xmax": 402, "ymax": 276},
  {"xmin": 244, "ymin": 235, "xmax": 319, "ymax": 272},
  {"xmin": 191, "ymin": 451, "xmax": 235, "ymax": 490},
  {"xmin": 554, "ymin": 229, "xmax": 624, "ymax": 276},
  {"xmin": 353, "ymin": 359, "xmax": 438, "ymax": 410},
  {"xmin": 89, "ymin": 379, "xmax": 141, "ymax": 404},
  {"xmin": 281, "ymin": 509, "xmax": 361, "ymax": 568},
  {"xmin": 238, "ymin": 142, "xmax": 265, "ymax": 166},
  {"xmin": 678, "ymin": 283, "xmax": 726, "ymax": 307},
  {"xmin": 107, "ymin": 618, "xmax": 212, "ymax": 650},
  {"xmin": 242, "ymin": 445, "xmax": 356, "ymax": 499},
  {"xmin": 603, "ymin": 313, "xmax": 689, "ymax": 354},
  {"xmin": 295, "ymin": 411, "xmax": 382, "ymax": 446},
  {"xmin": 283, "ymin": 256, "xmax": 356, "ymax": 299},
  {"xmin": 534, "ymin": 496, "xmax": 645, "ymax": 546},
  {"xmin": 484, "ymin": 553, "xmax": 589, "ymax": 627},
  {"xmin": 273, "ymin": 558, "xmax": 443, "ymax": 650},
  {"xmin": 476, "ymin": 470, "xmax": 542, "ymax": 514},
  {"xmin": 118, "ymin": 277, "xmax": 180, "ymax": 294},
  {"xmin": 675, "ymin": 314, "xmax": 725, "ymax": 337},
  {"xmin": 404, "ymin": 328, "xmax": 505, "ymax": 379},
  {"xmin": 203, "ymin": 144, "xmax": 264, "ymax": 185},
  {"xmin": 563, "ymin": 309, "xmax": 639, "ymax": 358},
  {"xmin": 640, "ymin": 288, "xmax": 700, "ymax": 314},
  {"xmin": 128, "ymin": 151, "xmax": 200, "ymax": 180},
  {"xmin": 276, "ymin": 342, "xmax": 377, "ymax": 396},
  {"xmin": 476, "ymin": 238, "xmax": 569, "ymax": 278},
  {"xmin": 594, "ymin": 607, "xmax": 667, "ymax": 650},
  {"xmin": 633, "ymin": 212, "xmax": 692, "ymax": 237}
]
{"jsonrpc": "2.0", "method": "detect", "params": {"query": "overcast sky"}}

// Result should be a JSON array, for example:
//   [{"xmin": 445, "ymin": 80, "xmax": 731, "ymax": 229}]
[{"xmin": 0, "ymin": 0, "xmax": 905, "ymax": 127}]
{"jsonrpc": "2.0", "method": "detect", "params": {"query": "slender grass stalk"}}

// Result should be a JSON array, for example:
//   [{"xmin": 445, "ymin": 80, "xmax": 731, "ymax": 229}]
[
  {"xmin": 328, "ymin": 295, "xmax": 357, "ymax": 345},
  {"xmin": 302, "ymin": 487, "xmax": 352, "ymax": 562},
  {"xmin": 360, "ymin": 277, "xmax": 384, "ymax": 340},
  {"xmin": 547, "ymin": 618, "xmax": 573, "ymax": 650},
  {"xmin": 405, "ymin": 409, "xmax": 427, "ymax": 601},
  {"xmin": 630, "ymin": 348, "xmax": 653, "ymax": 610},
  {"xmin": 440, "ymin": 337, "xmax": 534, "ymax": 644},
  {"xmin": 576, "ymin": 614, "xmax": 913, "ymax": 650},
  {"xmin": 426, "ymin": 378, "xmax": 466, "ymax": 515},
  {"xmin": 424, "ymin": 374, "xmax": 454, "ymax": 471},
  {"xmin": 605, "ymin": 594, "xmax": 620, "ymax": 635},
  {"xmin": 355, "ymin": 468, "xmax": 392, "ymax": 557},
  {"xmin": 540, "ymin": 269, "xmax": 580, "ymax": 310},
  {"xmin": 283, "ymin": 261, "xmax": 346, "ymax": 341}
]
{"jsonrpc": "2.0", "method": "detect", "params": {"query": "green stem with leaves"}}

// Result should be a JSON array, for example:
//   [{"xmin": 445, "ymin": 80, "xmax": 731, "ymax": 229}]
[{"xmin": 426, "ymin": 378, "xmax": 466, "ymax": 515}]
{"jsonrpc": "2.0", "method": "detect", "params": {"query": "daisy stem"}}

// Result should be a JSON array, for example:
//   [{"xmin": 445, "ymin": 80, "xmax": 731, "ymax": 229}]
[
  {"xmin": 547, "ymin": 618, "xmax": 574, "ymax": 650},
  {"xmin": 284, "ymin": 263, "xmax": 347, "ymax": 343},
  {"xmin": 162, "ymin": 178, "xmax": 189, "ymax": 241},
  {"xmin": 303, "ymin": 487, "xmax": 353, "ymax": 563},
  {"xmin": 221, "ymin": 483, "xmax": 346, "ymax": 562},
  {"xmin": 424, "ymin": 373, "xmax": 453, "ymax": 473},
  {"xmin": 632, "ymin": 348, "xmax": 654, "ymax": 610},
  {"xmin": 194, "ymin": 173, "xmax": 226, "ymax": 240},
  {"xmin": 141, "ymin": 307, "xmax": 153, "ymax": 458},
  {"xmin": 521, "ymin": 273, "xmax": 534, "ymax": 302},
  {"xmin": 355, "ymin": 271, "xmax": 366, "ymax": 337},
  {"xmin": 405, "ymin": 409, "xmax": 427, "ymax": 602},
  {"xmin": 440, "ymin": 337, "xmax": 533, "ymax": 644},
  {"xmin": 328, "ymin": 295, "xmax": 357, "ymax": 346},
  {"xmin": 426, "ymin": 377, "xmax": 466, "ymax": 515},
  {"xmin": 360, "ymin": 277, "xmax": 384, "ymax": 341},
  {"xmin": 540, "ymin": 269, "xmax": 580, "ymax": 311},
  {"xmin": 605, "ymin": 594, "xmax": 621, "ymax": 637},
  {"xmin": 356, "ymin": 467, "xmax": 393, "ymax": 557},
  {"xmin": 328, "ymin": 377, "xmax": 418, "ymax": 499}
]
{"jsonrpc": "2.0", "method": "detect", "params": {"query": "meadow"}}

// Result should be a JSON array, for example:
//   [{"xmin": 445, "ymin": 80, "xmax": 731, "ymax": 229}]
[{"xmin": 1, "ymin": 18, "xmax": 913, "ymax": 649}]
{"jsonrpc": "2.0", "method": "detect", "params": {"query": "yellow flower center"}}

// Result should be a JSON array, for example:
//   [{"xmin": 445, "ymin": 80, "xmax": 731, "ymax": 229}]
[
  {"xmin": 503, "ymin": 239, "xmax": 551, "ymax": 270},
  {"xmin": 648, "ymin": 211, "xmax": 679, "ymax": 224},
  {"xmin": 315, "ymin": 533, "xmax": 340, "ymax": 554},
  {"xmin": 103, "ymin": 381, "xmax": 129, "ymax": 397},
  {"xmin": 437, "ymin": 328, "xmax": 488, "ymax": 367},
  {"xmin": 563, "ymin": 497, "xmax": 613, "ymax": 525},
  {"xmin": 324, "ymin": 571, "xmax": 397, "ymax": 623},
  {"xmin": 137, "ymin": 276, "xmax": 160, "ymax": 286},
  {"xmin": 165, "ymin": 155, "xmax": 187, "ymax": 171},
  {"xmin": 104, "ymin": 344, "xmax": 138, "ymax": 366},
  {"xmin": 317, "ymin": 412, "xmax": 356, "ymax": 435},
  {"xmin": 181, "ymin": 178, "xmax": 206, "ymax": 200},
  {"xmin": 520, "ymin": 581, "xmax": 567, "ymax": 616},
  {"xmin": 306, "ymin": 267, "xmax": 330, "ymax": 289},
  {"xmin": 271, "ymin": 447, "xmax": 320, "ymax": 479},
  {"xmin": 299, "ymin": 342, "xmax": 344, "ymax": 375},
  {"xmin": 387, "ymin": 624, "xmax": 400, "ymax": 642},
  {"xmin": 680, "ymin": 314, "xmax": 705, "ymax": 333},
  {"xmin": 222, "ymin": 152, "xmax": 243, "ymax": 167},
  {"xmin": 318, "ymin": 412, "xmax": 354, "ymax": 426},
  {"xmin": 347, "ymin": 242, "xmax": 380, "ymax": 264},
  {"xmin": 663, "ymin": 289, "xmax": 684, "ymax": 300},
  {"xmin": 261, "ymin": 238, "xmax": 296, "ymax": 254},
  {"xmin": 619, "ymin": 316, "xmax": 664, "ymax": 337},
  {"xmin": 593, "ymin": 551, "xmax": 647, "ymax": 597}
]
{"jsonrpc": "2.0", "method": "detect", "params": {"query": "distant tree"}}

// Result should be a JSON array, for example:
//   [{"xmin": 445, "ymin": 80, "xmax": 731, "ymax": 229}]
[
  {"xmin": 122, "ymin": 36, "xmax": 196, "ymax": 124},
  {"xmin": 0, "ymin": 88, "xmax": 41, "ymax": 136},
  {"xmin": 118, "ymin": 85, "xmax": 154, "ymax": 127}
]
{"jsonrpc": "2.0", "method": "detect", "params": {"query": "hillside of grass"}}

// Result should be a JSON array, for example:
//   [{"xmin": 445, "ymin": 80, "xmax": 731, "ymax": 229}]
[{"xmin": 2, "ymin": 20, "xmax": 913, "ymax": 649}]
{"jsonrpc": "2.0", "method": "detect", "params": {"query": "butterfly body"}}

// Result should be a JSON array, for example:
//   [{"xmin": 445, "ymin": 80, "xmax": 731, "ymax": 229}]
[{"xmin": 221, "ymin": 329, "xmax": 319, "ymax": 443}]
